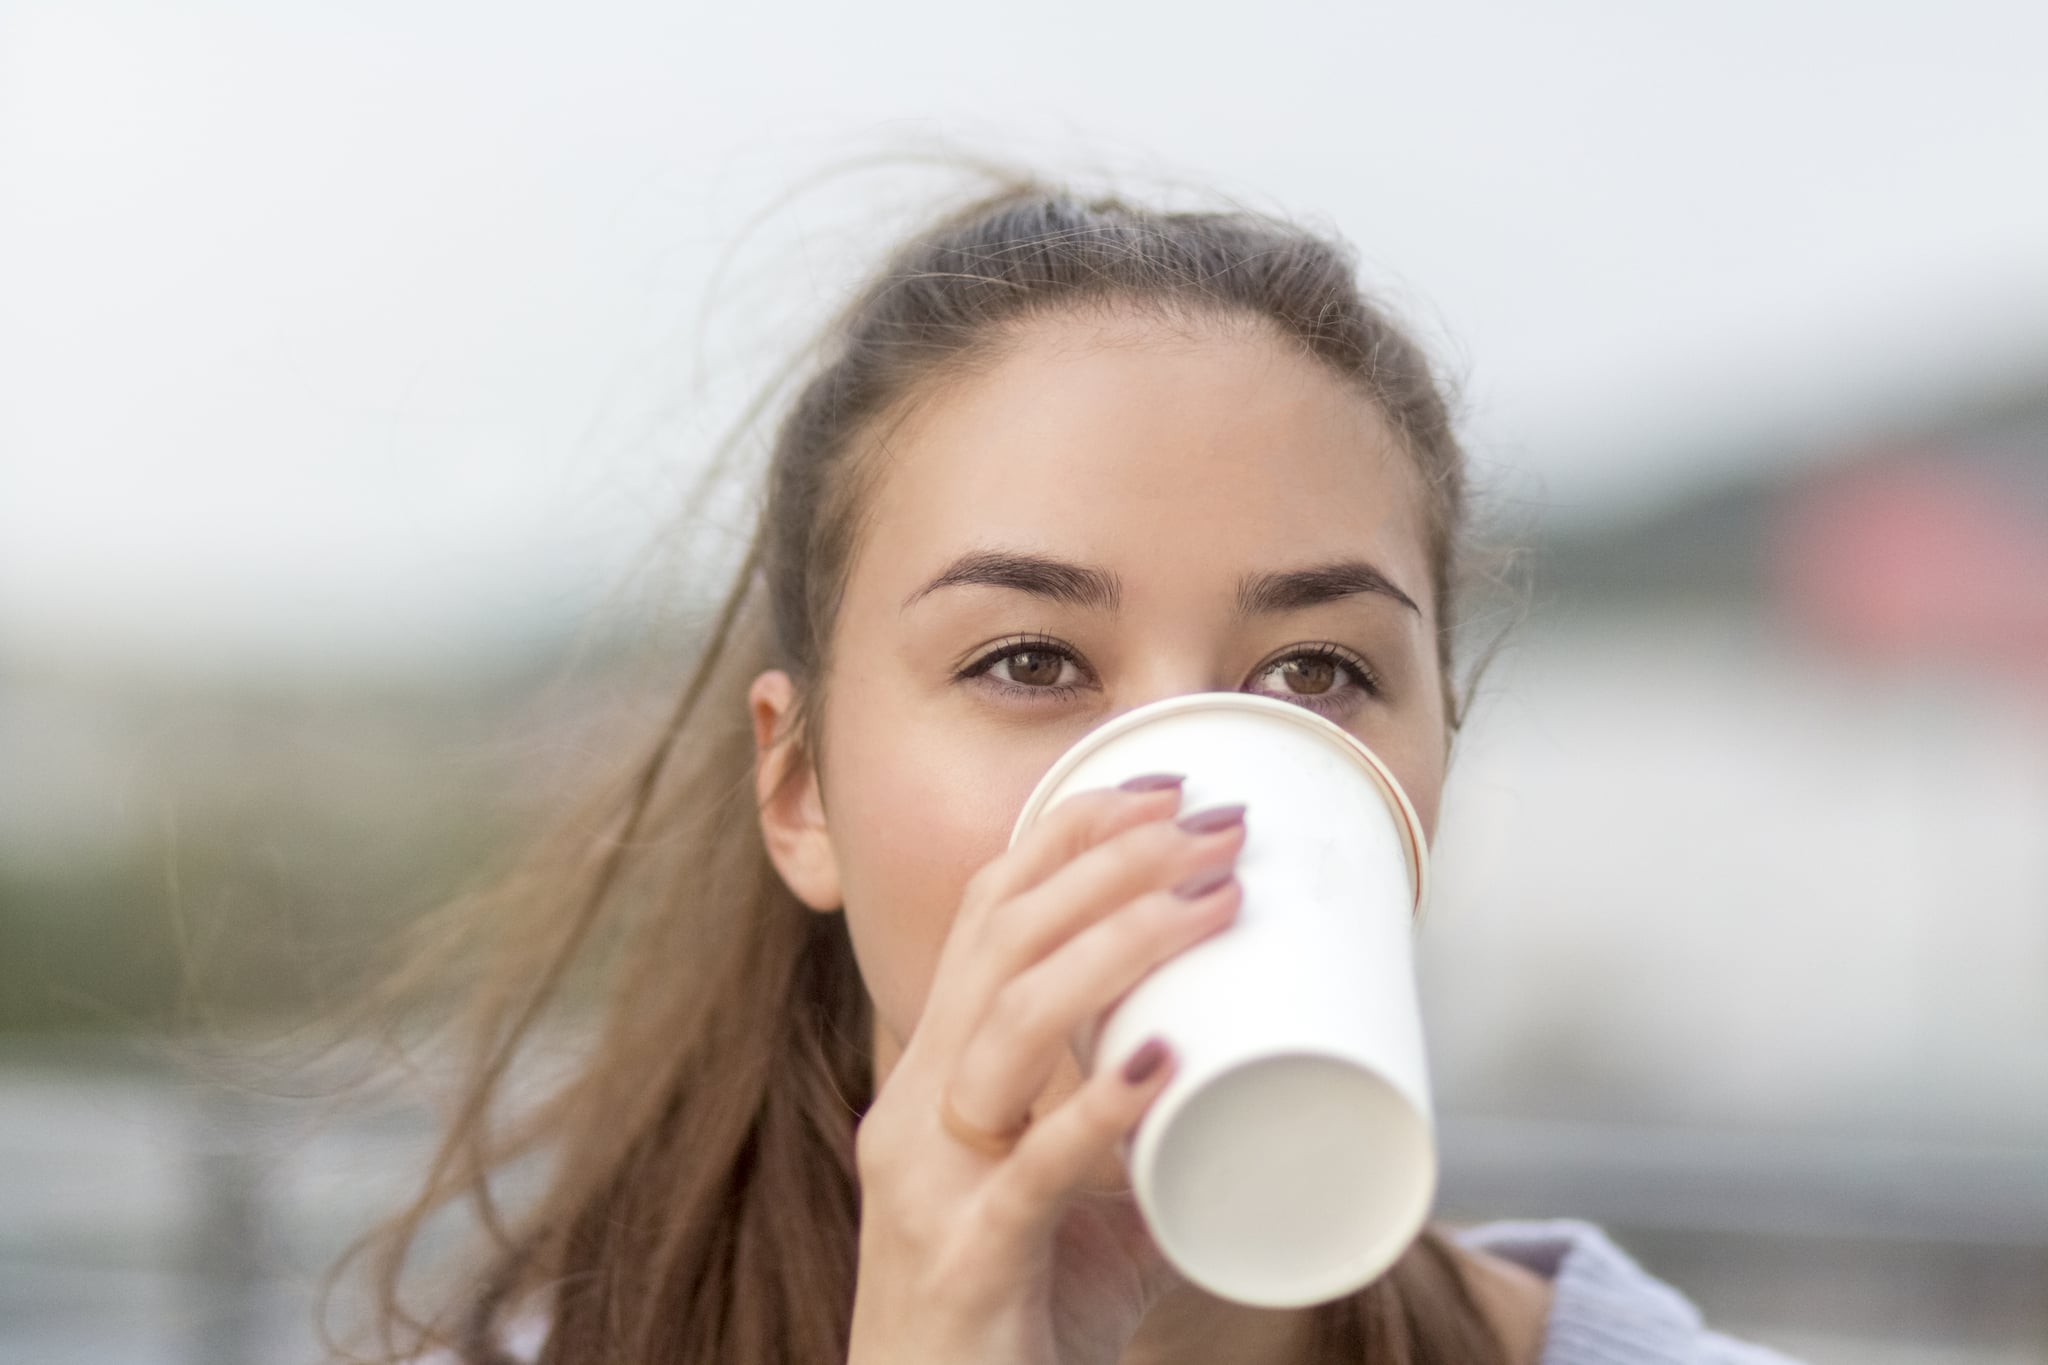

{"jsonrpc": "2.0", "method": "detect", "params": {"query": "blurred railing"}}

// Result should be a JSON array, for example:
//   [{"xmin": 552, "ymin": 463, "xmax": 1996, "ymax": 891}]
[{"xmin": 3, "ymin": 1051, "xmax": 2044, "ymax": 1365}]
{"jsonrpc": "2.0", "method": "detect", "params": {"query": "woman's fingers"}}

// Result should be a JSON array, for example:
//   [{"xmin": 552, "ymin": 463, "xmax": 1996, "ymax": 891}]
[
  {"xmin": 961, "ymin": 781, "xmax": 1186, "ymax": 921},
  {"xmin": 848, "ymin": 779, "xmax": 1243, "ymax": 1365},
  {"xmin": 982, "ymin": 804, "xmax": 1245, "ymax": 980},
  {"xmin": 913, "ymin": 782, "xmax": 1189, "ymax": 1055},
  {"xmin": 943, "ymin": 869, "xmax": 1241, "ymax": 1139},
  {"xmin": 980, "ymin": 1035, "xmax": 1178, "ymax": 1243},
  {"xmin": 928, "ymin": 788, "xmax": 1246, "ymax": 1050}
]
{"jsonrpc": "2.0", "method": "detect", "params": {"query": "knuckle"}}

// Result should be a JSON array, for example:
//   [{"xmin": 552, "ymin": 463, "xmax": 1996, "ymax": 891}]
[
  {"xmin": 990, "ymin": 975, "xmax": 1055, "ymax": 1042},
  {"xmin": 960, "ymin": 857, "xmax": 1005, "ymax": 910},
  {"xmin": 979, "ymin": 902, "xmax": 1034, "ymax": 965},
  {"xmin": 976, "ymin": 876, "xmax": 1034, "ymax": 935}
]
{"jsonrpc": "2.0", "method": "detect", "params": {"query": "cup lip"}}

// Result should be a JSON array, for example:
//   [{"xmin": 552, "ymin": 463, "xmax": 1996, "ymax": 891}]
[{"xmin": 1008, "ymin": 691, "xmax": 1431, "ymax": 925}]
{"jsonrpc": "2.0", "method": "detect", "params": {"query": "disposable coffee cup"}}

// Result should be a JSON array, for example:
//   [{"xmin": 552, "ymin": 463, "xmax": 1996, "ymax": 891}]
[{"xmin": 1007, "ymin": 691, "xmax": 1436, "ymax": 1308}]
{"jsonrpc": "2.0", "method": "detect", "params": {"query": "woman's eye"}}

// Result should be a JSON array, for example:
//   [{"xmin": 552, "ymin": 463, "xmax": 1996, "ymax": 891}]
[
  {"xmin": 959, "ymin": 637, "xmax": 1381, "ymax": 714},
  {"xmin": 1250, "ymin": 645, "xmax": 1382, "ymax": 716},
  {"xmin": 960, "ymin": 639, "xmax": 1091, "ymax": 701}
]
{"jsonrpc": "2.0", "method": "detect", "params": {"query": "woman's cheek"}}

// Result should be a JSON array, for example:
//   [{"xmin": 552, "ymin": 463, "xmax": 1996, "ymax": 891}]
[
  {"xmin": 1376, "ymin": 724, "xmax": 1447, "ymax": 846},
  {"xmin": 836, "ymin": 752, "xmax": 1009, "ymax": 1038}
]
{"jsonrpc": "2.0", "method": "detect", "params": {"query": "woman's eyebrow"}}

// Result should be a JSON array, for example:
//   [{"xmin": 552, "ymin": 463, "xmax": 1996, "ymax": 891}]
[{"xmin": 900, "ymin": 549, "xmax": 1420, "ymax": 617}]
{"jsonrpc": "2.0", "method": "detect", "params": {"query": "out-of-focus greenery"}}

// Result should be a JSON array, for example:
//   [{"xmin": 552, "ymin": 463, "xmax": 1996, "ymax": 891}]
[{"xmin": 0, "ymin": 653, "xmax": 638, "ymax": 1034}]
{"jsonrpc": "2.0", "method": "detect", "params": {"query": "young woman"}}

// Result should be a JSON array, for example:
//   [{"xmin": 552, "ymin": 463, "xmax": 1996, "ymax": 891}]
[{"xmin": 339, "ymin": 179, "xmax": 1807, "ymax": 1365}]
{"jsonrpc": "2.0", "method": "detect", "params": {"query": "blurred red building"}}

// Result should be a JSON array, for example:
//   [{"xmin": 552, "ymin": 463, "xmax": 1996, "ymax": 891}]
[{"xmin": 1773, "ymin": 451, "xmax": 2048, "ymax": 693}]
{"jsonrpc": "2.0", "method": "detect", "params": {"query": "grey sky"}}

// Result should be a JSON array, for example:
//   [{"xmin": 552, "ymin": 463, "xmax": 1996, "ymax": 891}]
[{"xmin": 4, "ymin": 0, "xmax": 2045, "ymax": 678}]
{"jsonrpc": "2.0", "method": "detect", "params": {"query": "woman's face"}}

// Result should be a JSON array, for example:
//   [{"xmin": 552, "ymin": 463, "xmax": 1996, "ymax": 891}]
[{"xmin": 752, "ymin": 306, "xmax": 1448, "ymax": 1138}]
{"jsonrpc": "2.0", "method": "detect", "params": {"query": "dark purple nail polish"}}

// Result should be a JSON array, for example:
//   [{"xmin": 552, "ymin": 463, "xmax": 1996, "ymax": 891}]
[
  {"xmin": 1119, "ymin": 772, "xmax": 1186, "ymax": 792},
  {"xmin": 1175, "ymin": 804, "xmax": 1245, "ymax": 834},
  {"xmin": 1172, "ymin": 865, "xmax": 1234, "ymax": 900},
  {"xmin": 1122, "ymin": 1037, "xmax": 1168, "ymax": 1085}
]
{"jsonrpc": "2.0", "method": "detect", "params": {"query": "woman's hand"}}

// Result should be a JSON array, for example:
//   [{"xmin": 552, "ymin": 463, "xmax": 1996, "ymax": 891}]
[{"xmin": 846, "ymin": 775, "xmax": 1248, "ymax": 1365}]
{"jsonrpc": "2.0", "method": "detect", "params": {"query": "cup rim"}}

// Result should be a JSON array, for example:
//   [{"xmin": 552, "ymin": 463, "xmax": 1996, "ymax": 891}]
[{"xmin": 1008, "ymin": 691, "xmax": 1431, "ymax": 925}]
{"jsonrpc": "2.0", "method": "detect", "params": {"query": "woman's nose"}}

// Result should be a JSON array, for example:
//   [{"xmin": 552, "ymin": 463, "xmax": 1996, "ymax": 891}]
[{"xmin": 1108, "ymin": 677, "xmax": 1238, "ymax": 724}]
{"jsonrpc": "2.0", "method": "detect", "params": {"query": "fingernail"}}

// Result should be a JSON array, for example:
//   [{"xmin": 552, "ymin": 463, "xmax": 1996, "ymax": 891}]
[
  {"xmin": 1119, "ymin": 772, "xmax": 1186, "ymax": 792},
  {"xmin": 1122, "ymin": 1037, "xmax": 1168, "ymax": 1085},
  {"xmin": 1175, "ymin": 804, "xmax": 1245, "ymax": 834},
  {"xmin": 1172, "ymin": 865, "xmax": 1235, "ymax": 899}
]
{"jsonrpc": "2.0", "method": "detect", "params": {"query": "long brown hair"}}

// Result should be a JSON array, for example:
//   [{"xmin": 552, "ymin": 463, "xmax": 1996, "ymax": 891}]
[{"xmin": 329, "ymin": 174, "xmax": 1515, "ymax": 1365}]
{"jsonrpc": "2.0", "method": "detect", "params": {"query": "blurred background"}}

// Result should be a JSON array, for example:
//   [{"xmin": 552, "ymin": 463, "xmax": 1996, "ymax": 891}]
[{"xmin": 3, "ymin": 2, "xmax": 2045, "ymax": 1362}]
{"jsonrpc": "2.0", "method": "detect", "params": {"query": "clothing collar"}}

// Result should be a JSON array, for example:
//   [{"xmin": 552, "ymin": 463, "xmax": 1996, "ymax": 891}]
[{"xmin": 1450, "ymin": 1218, "xmax": 1704, "ymax": 1365}]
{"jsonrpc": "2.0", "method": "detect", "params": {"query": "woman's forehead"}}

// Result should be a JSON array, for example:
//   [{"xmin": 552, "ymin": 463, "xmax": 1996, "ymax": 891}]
[{"xmin": 852, "ymin": 313, "xmax": 1433, "ymax": 616}]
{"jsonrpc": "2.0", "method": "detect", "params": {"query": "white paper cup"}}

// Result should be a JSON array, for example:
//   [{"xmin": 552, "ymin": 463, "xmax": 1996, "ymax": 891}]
[{"xmin": 1007, "ymin": 692, "xmax": 1436, "ymax": 1308}]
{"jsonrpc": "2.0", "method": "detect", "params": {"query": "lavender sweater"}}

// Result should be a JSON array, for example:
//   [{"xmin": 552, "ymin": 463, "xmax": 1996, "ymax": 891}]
[
  {"xmin": 1452, "ymin": 1218, "xmax": 1810, "ymax": 1365},
  {"xmin": 465, "ymin": 1218, "xmax": 1809, "ymax": 1363}
]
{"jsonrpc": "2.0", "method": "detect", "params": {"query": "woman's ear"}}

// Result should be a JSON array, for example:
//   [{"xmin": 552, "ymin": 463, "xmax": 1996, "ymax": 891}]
[{"xmin": 748, "ymin": 669, "xmax": 844, "ymax": 914}]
